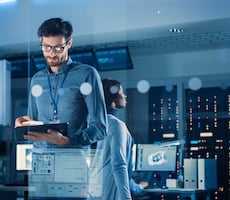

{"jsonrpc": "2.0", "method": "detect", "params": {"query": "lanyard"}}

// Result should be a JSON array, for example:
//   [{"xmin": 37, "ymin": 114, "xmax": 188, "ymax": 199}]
[{"xmin": 48, "ymin": 72, "xmax": 68, "ymax": 121}]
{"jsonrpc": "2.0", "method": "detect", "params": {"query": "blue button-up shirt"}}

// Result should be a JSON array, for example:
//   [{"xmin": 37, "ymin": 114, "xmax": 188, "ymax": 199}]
[{"xmin": 27, "ymin": 58, "xmax": 107, "ymax": 148}]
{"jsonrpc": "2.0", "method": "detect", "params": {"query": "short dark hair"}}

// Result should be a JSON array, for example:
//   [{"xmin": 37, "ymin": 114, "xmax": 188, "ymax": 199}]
[
  {"xmin": 102, "ymin": 79, "xmax": 121, "ymax": 107},
  {"xmin": 37, "ymin": 17, "xmax": 73, "ymax": 41}
]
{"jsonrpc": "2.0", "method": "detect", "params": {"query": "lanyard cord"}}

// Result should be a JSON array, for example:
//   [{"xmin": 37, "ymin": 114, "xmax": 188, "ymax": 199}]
[{"xmin": 48, "ymin": 71, "xmax": 68, "ymax": 118}]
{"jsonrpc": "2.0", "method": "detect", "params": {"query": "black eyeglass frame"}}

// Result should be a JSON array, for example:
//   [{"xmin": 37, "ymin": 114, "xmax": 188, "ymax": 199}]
[{"xmin": 40, "ymin": 40, "xmax": 69, "ymax": 53}]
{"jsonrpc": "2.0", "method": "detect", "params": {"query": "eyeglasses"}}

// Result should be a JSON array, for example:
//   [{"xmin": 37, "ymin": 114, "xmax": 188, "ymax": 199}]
[{"xmin": 40, "ymin": 41, "xmax": 69, "ymax": 53}]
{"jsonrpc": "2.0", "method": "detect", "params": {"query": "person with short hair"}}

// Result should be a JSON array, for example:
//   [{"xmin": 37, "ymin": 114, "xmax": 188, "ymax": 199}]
[
  {"xmin": 15, "ymin": 17, "xmax": 107, "ymax": 148},
  {"xmin": 15, "ymin": 18, "xmax": 108, "ymax": 200}
]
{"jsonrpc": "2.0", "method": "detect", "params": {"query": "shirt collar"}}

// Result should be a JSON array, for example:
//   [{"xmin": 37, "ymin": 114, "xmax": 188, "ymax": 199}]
[
  {"xmin": 46, "ymin": 57, "xmax": 73, "ymax": 75},
  {"xmin": 107, "ymin": 106, "xmax": 119, "ymax": 118}
]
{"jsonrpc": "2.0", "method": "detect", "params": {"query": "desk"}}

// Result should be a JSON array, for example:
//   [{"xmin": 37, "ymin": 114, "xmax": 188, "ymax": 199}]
[{"xmin": 144, "ymin": 188, "xmax": 211, "ymax": 200}]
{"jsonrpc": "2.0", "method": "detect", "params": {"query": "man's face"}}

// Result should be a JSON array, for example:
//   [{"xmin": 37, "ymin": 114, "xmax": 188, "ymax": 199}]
[{"xmin": 40, "ymin": 35, "xmax": 72, "ymax": 68}]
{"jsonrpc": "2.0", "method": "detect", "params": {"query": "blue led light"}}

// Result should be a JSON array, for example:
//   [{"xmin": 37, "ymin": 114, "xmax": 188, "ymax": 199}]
[{"xmin": 190, "ymin": 140, "xmax": 199, "ymax": 144}]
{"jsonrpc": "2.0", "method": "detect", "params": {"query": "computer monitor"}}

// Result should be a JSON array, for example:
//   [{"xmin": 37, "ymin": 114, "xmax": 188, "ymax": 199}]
[
  {"xmin": 28, "ymin": 148, "xmax": 102, "ymax": 198},
  {"xmin": 134, "ymin": 144, "xmax": 177, "ymax": 171},
  {"xmin": 16, "ymin": 143, "xmax": 33, "ymax": 171}
]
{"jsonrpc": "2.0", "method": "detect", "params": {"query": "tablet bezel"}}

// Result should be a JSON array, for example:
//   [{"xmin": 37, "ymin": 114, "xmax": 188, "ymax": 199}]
[{"xmin": 15, "ymin": 122, "xmax": 69, "ymax": 142}]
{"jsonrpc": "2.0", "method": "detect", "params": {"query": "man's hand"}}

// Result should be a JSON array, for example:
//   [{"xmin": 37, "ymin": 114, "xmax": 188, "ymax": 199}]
[
  {"xmin": 23, "ymin": 129, "xmax": 70, "ymax": 146},
  {"xmin": 139, "ymin": 182, "xmax": 149, "ymax": 189},
  {"xmin": 15, "ymin": 116, "xmax": 32, "ymax": 127}
]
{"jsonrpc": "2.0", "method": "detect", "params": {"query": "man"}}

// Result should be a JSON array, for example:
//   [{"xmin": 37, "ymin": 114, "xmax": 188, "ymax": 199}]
[
  {"xmin": 15, "ymin": 17, "xmax": 108, "ymax": 200},
  {"xmin": 15, "ymin": 17, "xmax": 107, "ymax": 148}
]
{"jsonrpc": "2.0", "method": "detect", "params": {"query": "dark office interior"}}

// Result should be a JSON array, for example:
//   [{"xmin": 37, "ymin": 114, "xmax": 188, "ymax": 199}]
[{"xmin": 0, "ymin": 0, "xmax": 230, "ymax": 199}]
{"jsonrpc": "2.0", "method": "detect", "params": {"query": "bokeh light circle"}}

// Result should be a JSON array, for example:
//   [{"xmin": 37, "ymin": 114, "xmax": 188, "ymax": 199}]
[
  {"xmin": 31, "ymin": 84, "xmax": 43, "ymax": 97},
  {"xmin": 57, "ymin": 88, "xmax": 65, "ymax": 96},
  {"xmin": 137, "ymin": 80, "xmax": 150, "ymax": 93},
  {"xmin": 165, "ymin": 85, "xmax": 174, "ymax": 92},
  {"xmin": 188, "ymin": 77, "xmax": 202, "ymax": 91},
  {"xmin": 80, "ymin": 82, "xmax": 92, "ymax": 95},
  {"xmin": 110, "ymin": 85, "xmax": 119, "ymax": 94}
]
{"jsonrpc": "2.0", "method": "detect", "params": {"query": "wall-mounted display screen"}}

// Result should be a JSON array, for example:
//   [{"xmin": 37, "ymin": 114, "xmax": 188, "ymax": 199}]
[
  {"xmin": 8, "ymin": 57, "xmax": 35, "ymax": 78},
  {"xmin": 8, "ymin": 47, "xmax": 134, "ymax": 78},
  {"xmin": 71, "ymin": 51, "xmax": 98, "ymax": 68},
  {"xmin": 95, "ymin": 47, "xmax": 133, "ymax": 71}
]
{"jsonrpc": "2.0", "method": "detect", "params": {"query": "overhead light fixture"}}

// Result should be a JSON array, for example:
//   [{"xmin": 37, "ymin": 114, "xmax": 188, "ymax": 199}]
[{"xmin": 169, "ymin": 28, "xmax": 184, "ymax": 33}]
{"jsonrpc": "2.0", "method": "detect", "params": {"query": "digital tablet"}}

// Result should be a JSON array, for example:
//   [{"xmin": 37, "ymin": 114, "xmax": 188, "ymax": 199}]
[{"xmin": 15, "ymin": 122, "xmax": 69, "ymax": 141}]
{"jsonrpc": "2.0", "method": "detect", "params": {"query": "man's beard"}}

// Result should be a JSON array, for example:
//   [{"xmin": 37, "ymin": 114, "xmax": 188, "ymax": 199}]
[{"xmin": 45, "ymin": 56, "xmax": 65, "ymax": 67}]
